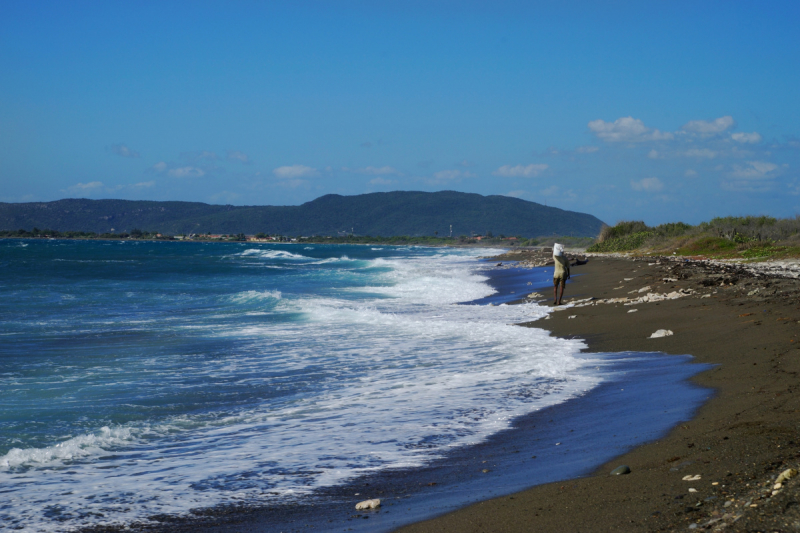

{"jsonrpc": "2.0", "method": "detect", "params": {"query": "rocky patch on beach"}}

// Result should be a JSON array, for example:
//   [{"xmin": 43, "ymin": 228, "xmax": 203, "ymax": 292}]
[{"xmin": 498, "ymin": 250, "xmax": 800, "ymax": 308}]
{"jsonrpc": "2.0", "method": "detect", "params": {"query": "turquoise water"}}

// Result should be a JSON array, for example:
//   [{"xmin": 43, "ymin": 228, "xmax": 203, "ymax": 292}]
[{"xmin": 0, "ymin": 240, "xmax": 599, "ymax": 531}]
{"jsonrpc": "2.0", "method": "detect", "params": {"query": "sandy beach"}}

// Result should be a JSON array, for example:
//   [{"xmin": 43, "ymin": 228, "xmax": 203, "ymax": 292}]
[{"xmin": 399, "ymin": 253, "xmax": 800, "ymax": 532}]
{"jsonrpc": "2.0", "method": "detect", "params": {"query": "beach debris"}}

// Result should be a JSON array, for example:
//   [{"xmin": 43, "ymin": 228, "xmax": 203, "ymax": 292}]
[
  {"xmin": 776, "ymin": 468, "xmax": 797, "ymax": 484},
  {"xmin": 624, "ymin": 278, "xmax": 633, "ymax": 281},
  {"xmin": 610, "ymin": 465, "xmax": 631, "ymax": 475},
  {"xmin": 683, "ymin": 475, "xmax": 702, "ymax": 481},
  {"xmin": 649, "ymin": 329, "xmax": 674, "ymax": 338},
  {"xmin": 638, "ymin": 286, "xmax": 652, "ymax": 293},
  {"xmin": 688, "ymin": 488, "xmax": 698, "ymax": 493},
  {"xmin": 627, "ymin": 309, "xmax": 638, "ymax": 313},
  {"xmin": 568, "ymin": 315, "xmax": 576, "ymax": 319},
  {"xmin": 355, "ymin": 499, "xmax": 381, "ymax": 510}
]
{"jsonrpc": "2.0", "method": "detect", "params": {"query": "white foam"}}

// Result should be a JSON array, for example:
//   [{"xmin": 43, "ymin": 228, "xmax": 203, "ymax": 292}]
[
  {"xmin": 237, "ymin": 249, "xmax": 309, "ymax": 260},
  {"xmin": 229, "ymin": 290, "xmax": 282, "ymax": 303},
  {"xmin": 0, "ymin": 247, "xmax": 603, "ymax": 531}
]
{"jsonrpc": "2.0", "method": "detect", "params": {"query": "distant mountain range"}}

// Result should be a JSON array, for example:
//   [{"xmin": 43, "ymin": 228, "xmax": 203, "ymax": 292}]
[{"xmin": 0, "ymin": 191, "xmax": 606, "ymax": 237}]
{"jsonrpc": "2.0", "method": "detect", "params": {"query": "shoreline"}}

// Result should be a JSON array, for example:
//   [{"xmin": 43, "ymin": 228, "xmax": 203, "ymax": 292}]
[
  {"xmin": 107, "ymin": 259, "xmax": 715, "ymax": 533},
  {"xmin": 399, "ymin": 255, "xmax": 800, "ymax": 532}
]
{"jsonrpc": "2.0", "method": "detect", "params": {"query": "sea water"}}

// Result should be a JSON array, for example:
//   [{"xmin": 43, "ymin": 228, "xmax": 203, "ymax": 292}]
[{"xmin": 0, "ymin": 240, "xmax": 686, "ymax": 531}]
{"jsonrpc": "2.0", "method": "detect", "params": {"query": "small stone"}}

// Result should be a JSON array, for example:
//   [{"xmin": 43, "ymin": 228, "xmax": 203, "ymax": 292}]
[
  {"xmin": 711, "ymin": 482, "xmax": 718, "ymax": 486},
  {"xmin": 649, "ymin": 329, "xmax": 674, "ymax": 338},
  {"xmin": 482, "ymin": 469, "xmax": 490, "ymax": 473},
  {"xmin": 683, "ymin": 475, "xmax": 702, "ymax": 481},
  {"xmin": 688, "ymin": 488, "xmax": 698, "ymax": 493},
  {"xmin": 723, "ymin": 501, "xmax": 732, "ymax": 508},
  {"xmin": 772, "ymin": 490, "xmax": 781, "ymax": 496},
  {"xmin": 774, "ymin": 482, "xmax": 783, "ymax": 490},
  {"xmin": 776, "ymin": 468, "xmax": 798, "ymax": 483},
  {"xmin": 568, "ymin": 315, "xmax": 576, "ymax": 319},
  {"xmin": 355, "ymin": 499, "xmax": 381, "ymax": 510},
  {"xmin": 610, "ymin": 465, "xmax": 631, "ymax": 476},
  {"xmin": 628, "ymin": 309, "xmax": 638, "ymax": 313}
]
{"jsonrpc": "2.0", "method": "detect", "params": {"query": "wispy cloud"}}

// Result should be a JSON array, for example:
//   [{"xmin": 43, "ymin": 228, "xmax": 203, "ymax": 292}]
[
  {"xmin": 575, "ymin": 145, "xmax": 599, "ymax": 153},
  {"xmin": 504, "ymin": 190, "xmax": 527, "ymax": 198},
  {"xmin": 358, "ymin": 166, "xmax": 400, "ymax": 175},
  {"xmin": 731, "ymin": 132, "xmax": 762, "ymax": 144},
  {"xmin": 227, "ymin": 150, "xmax": 251, "ymax": 164},
  {"xmin": 681, "ymin": 116, "xmax": 734, "ymax": 134},
  {"xmin": 181, "ymin": 150, "xmax": 218, "ymax": 162},
  {"xmin": 685, "ymin": 169, "xmax": 698, "ymax": 177},
  {"xmin": 369, "ymin": 177, "xmax": 393, "ymax": 185},
  {"xmin": 70, "ymin": 181, "xmax": 104, "ymax": 191},
  {"xmin": 273, "ymin": 165, "xmax": 319, "ymax": 179},
  {"xmin": 493, "ymin": 164, "xmax": 548, "ymax": 178},
  {"xmin": 109, "ymin": 144, "xmax": 140, "ymax": 158},
  {"xmin": 729, "ymin": 161, "xmax": 779, "ymax": 179},
  {"xmin": 630, "ymin": 177, "xmax": 664, "ymax": 192},
  {"xmin": 168, "ymin": 166, "xmax": 205, "ymax": 178},
  {"xmin": 588, "ymin": 117, "xmax": 673, "ymax": 142},
  {"xmin": 683, "ymin": 148, "xmax": 719, "ymax": 159}
]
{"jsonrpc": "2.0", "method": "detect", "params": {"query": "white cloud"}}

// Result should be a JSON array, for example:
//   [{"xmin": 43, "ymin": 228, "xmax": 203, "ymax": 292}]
[
  {"xmin": 168, "ymin": 166, "xmax": 205, "ymax": 178},
  {"xmin": 455, "ymin": 159, "xmax": 474, "ymax": 167},
  {"xmin": 681, "ymin": 116, "xmax": 734, "ymax": 134},
  {"xmin": 731, "ymin": 132, "xmax": 762, "ymax": 144},
  {"xmin": 369, "ymin": 177, "xmax": 393, "ymax": 185},
  {"xmin": 685, "ymin": 169, "xmax": 698, "ymax": 177},
  {"xmin": 72, "ymin": 181, "xmax": 104, "ymax": 190},
  {"xmin": 129, "ymin": 181, "xmax": 155, "ymax": 188},
  {"xmin": 505, "ymin": 190, "xmax": 527, "ymax": 198},
  {"xmin": 647, "ymin": 149, "xmax": 660, "ymax": 159},
  {"xmin": 493, "ymin": 164, "xmax": 548, "ymax": 178},
  {"xmin": 109, "ymin": 144, "xmax": 140, "ymax": 158},
  {"xmin": 149, "ymin": 161, "xmax": 168, "ymax": 173},
  {"xmin": 539, "ymin": 186, "xmax": 560, "ymax": 196},
  {"xmin": 630, "ymin": 177, "xmax": 664, "ymax": 192},
  {"xmin": 227, "ymin": 150, "xmax": 251, "ymax": 164},
  {"xmin": 683, "ymin": 148, "xmax": 719, "ymax": 159},
  {"xmin": 358, "ymin": 166, "xmax": 400, "ymax": 175},
  {"xmin": 575, "ymin": 145, "xmax": 599, "ymax": 153},
  {"xmin": 588, "ymin": 117, "xmax": 673, "ymax": 142},
  {"xmin": 729, "ymin": 160, "xmax": 779, "ymax": 179},
  {"xmin": 273, "ymin": 165, "xmax": 319, "ymax": 179}
]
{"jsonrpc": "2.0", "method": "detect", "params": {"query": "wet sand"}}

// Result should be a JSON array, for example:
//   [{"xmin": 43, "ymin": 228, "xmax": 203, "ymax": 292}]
[{"xmin": 398, "ymin": 256, "xmax": 800, "ymax": 532}]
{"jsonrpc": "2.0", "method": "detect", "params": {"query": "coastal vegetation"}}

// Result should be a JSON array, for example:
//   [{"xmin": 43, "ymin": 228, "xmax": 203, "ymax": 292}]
[{"xmin": 588, "ymin": 215, "xmax": 800, "ymax": 260}]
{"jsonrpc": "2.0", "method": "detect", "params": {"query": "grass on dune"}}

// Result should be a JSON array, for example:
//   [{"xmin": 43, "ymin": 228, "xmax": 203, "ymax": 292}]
[{"xmin": 587, "ymin": 216, "xmax": 800, "ymax": 260}]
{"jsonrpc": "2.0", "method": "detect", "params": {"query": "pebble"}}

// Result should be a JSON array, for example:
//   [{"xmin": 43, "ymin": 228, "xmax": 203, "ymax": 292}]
[
  {"xmin": 724, "ymin": 501, "xmax": 732, "ymax": 508},
  {"xmin": 355, "ymin": 499, "xmax": 381, "ymax": 510},
  {"xmin": 688, "ymin": 488, "xmax": 698, "ymax": 493},
  {"xmin": 683, "ymin": 475, "xmax": 702, "ymax": 481},
  {"xmin": 776, "ymin": 468, "xmax": 797, "ymax": 484},
  {"xmin": 568, "ymin": 315, "xmax": 576, "ymax": 319},
  {"xmin": 649, "ymin": 329, "xmax": 674, "ymax": 338},
  {"xmin": 610, "ymin": 465, "xmax": 631, "ymax": 475},
  {"xmin": 628, "ymin": 309, "xmax": 638, "ymax": 313}
]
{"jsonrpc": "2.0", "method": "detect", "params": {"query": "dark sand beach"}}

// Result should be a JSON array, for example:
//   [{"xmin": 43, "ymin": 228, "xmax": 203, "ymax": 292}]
[{"xmin": 399, "ymin": 254, "xmax": 800, "ymax": 532}]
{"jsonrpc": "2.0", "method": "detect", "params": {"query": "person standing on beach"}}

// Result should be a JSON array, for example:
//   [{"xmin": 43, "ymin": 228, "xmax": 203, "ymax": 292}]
[{"xmin": 553, "ymin": 243, "xmax": 570, "ymax": 305}]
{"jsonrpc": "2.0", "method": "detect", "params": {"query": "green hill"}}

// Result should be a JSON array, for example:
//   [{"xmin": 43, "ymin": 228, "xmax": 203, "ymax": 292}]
[{"xmin": 0, "ymin": 191, "xmax": 605, "ymax": 237}]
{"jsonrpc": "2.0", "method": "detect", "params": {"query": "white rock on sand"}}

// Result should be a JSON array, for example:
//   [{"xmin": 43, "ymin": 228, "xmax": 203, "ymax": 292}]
[
  {"xmin": 649, "ymin": 329, "xmax": 673, "ymax": 338},
  {"xmin": 355, "ymin": 499, "xmax": 381, "ymax": 510}
]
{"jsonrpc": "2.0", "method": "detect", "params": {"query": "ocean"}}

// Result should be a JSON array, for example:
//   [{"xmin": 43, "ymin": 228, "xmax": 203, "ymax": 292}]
[{"xmin": 0, "ymin": 240, "xmax": 709, "ymax": 532}]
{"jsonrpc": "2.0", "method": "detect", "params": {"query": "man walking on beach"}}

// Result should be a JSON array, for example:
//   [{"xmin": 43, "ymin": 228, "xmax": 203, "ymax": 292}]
[{"xmin": 553, "ymin": 243, "xmax": 570, "ymax": 305}]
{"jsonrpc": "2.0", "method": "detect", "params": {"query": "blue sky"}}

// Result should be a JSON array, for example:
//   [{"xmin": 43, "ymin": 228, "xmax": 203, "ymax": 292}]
[{"xmin": 1, "ymin": 1, "xmax": 799, "ymax": 225}]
